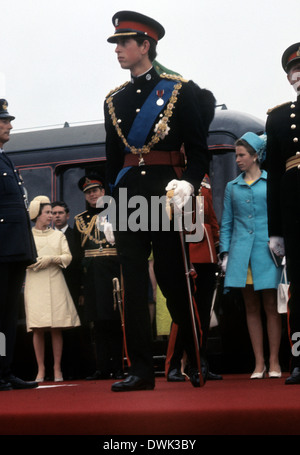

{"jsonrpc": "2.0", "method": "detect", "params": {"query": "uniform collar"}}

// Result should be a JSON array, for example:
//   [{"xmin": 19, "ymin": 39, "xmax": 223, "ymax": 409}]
[{"xmin": 130, "ymin": 66, "xmax": 159, "ymax": 86}]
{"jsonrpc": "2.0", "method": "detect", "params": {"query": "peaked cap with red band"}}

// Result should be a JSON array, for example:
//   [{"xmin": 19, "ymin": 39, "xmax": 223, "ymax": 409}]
[
  {"xmin": 78, "ymin": 174, "xmax": 104, "ymax": 193},
  {"xmin": 282, "ymin": 42, "xmax": 300, "ymax": 72},
  {"xmin": 107, "ymin": 10, "xmax": 165, "ymax": 44}
]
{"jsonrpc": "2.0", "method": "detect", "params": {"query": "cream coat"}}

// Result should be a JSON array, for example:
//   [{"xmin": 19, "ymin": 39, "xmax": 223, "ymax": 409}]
[{"xmin": 24, "ymin": 227, "xmax": 80, "ymax": 332}]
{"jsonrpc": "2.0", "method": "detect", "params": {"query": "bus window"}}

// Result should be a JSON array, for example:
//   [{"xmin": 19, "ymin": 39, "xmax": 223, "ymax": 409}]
[{"xmin": 19, "ymin": 166, "xmax": 53, "ymax": 206}]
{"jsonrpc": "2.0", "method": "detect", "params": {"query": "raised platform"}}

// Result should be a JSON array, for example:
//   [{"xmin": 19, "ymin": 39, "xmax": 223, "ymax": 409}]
[{"xmin": 1, "ymin": 373, "xmax": 300, "ymax": 437}]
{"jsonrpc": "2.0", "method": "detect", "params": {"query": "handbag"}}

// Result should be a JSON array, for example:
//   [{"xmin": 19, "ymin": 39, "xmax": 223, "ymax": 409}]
[{"xmin": 277, "ymin": 265, "xmax": 289, "ymax": 314}]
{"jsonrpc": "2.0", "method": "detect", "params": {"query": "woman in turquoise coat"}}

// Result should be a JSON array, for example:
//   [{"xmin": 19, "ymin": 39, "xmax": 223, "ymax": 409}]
[{"xmin": 220, "ymin": 132, "xmax": 282, "ymax": 379}]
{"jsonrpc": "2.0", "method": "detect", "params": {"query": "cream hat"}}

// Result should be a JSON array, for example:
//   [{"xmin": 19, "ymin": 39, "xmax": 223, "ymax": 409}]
[{"xmin": 29, "ymin": 195, "xmax": 51, "ymax": 220}]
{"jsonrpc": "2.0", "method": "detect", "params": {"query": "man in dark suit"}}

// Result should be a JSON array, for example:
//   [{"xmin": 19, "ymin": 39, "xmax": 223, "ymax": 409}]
[
  {"xmin": 267, "ymin": 42, "xmax": 300, "ymax": 384},
  {"xmin": 0, "ymin": 99, "xmax": 38, "ymax": 390},
  {"xmin": 52, "ymin": 201, "xmax": 81, "ymax": 304},
  {"xmin": 104, "ymin": 11, "xmax": 214, "ymax": 391}
]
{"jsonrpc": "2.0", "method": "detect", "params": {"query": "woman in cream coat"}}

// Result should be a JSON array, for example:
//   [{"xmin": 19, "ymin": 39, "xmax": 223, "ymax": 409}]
[{"xmin": 25, "ymin": 196, "xmax": 80, "ymax": 382}]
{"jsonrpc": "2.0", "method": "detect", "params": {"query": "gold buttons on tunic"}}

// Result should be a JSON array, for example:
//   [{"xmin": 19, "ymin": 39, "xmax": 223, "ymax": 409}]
[
  {"xmin": 141, "ymin": 170, "xmax": 146, "ymax": 175},
  {"xmin": 293, "ymin": 138, "xmax": 299, "ymax": 143},
  {"xmin": 291, "ymin": 113, "xmax": 296, "ymax": 118},
  {"xmin": 291, "ymin": 124, "xmax": 297, "ymax": 129},
  {"xmin": 291, "ymin": 104, "xmax": 296, "ymax": 109},
  {"xmin": 136, "ymin": 89, "xmax": 141, "ymax": 93},
  {"xmin": 136, "ymin": 108, "xmax": 140, "ymax": 113}
]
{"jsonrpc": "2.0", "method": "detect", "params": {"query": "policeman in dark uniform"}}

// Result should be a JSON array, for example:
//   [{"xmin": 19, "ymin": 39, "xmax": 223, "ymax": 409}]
[
  {"xmin": 266, "ymin": 43, "xmax": 300, "ymax": 384},
  {"xmin": 73, "ymin": 174, "xmax": 124, "ymax": 380},
  {"xmin": 0, "ymin": 99, "xmax": 38, "ymax": 390},
  {"xmin": 104, "ymin": 11, "xmax": 215, "ymax": 391}
]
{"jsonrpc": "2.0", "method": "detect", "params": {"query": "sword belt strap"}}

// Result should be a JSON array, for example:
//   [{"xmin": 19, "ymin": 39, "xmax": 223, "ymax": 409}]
[
  {"xmin": 286, "ymin": 154, "xmax": 300, "ymax": 171},
  {"xmin": 123, "ymin": 150, "xmax": 185, "ymax": 179},
  {"xmin": 85, "ymin": 248, "xmax": 117, "ymax": 257}
]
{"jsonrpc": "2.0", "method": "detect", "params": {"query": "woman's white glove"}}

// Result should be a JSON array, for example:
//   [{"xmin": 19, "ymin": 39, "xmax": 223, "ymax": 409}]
[
  {"xmin": 165, "ymin": 179, "xmax": 194, "ymax": 210},
  {"xmin": 269, "ymin": 236, "xmax": 285, "ymax": 257},
  {"xmin": 221, "ymin": 253, "xmax": 228, "ymax": 273},
  {"xmin": 28, "ymin": 255, "xmax": 62, "ymax": 271}
]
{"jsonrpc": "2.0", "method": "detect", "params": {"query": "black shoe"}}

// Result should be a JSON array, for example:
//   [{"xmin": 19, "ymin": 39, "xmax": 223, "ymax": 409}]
[
  {"xmin": 188, "ymin": 363, "xmax": 208, "ymax": 388},
  {"xmin": 0, "ymin": 379, "xmax": 12, "ymax": 391},
  {"xmin": 167, "ymin": 368, "xmax": 186, "ymax": 382},
  {"xmin": 85, "ymin": 370, "xmax": 111, "ymax": 380},
  {"xmin": 285, "ymin": 367, "xmax": 300, "ymax": 384},
  {"xmin": 4, "ymin": 375, "xmax": 38, "ymax": 390},
  {"xmin": 111, "ymin": 375, "xmax": 155, "ymax": 392},
  {"xmin": 207, "ymin": 371, "xmax": 223, "ymax": 380},
  {"xmin": 111, "ymin": 370, "xmax": 125, "ymax": 380}
]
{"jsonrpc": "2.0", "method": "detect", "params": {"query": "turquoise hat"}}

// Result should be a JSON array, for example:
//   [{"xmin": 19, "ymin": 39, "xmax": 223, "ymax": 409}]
[{"xmin": 239, "ymin": 132, "xmax": 267, "ymax": 163}]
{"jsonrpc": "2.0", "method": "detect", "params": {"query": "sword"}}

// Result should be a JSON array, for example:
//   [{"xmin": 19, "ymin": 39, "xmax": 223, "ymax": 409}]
[
  {"xmin": 166, "ymin": 189, "xmax": 204, "ymax": 386},
  {"xmin": 112, "ymin": 275, "xmax": 131, "ymax": 367},
  {"xmin": 113, "ymin": 277, "xmax": 124, "ymax": 327}
]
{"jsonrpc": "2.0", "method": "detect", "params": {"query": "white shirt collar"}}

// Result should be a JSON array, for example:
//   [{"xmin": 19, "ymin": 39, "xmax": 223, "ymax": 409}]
[{"xmin": 55, "ymin": 225, "xmax": 69, "ymax": 233}]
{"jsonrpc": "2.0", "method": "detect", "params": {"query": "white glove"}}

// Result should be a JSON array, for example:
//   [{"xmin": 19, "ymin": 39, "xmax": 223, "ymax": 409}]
[
  {"xmin": 165, "ymin": 179, "xmax": 194, "ymax": 210},
  {"xmin": 221, "ymin": 253, "xmax": 228, "ymax": 273},
  {"xmin": 28, "ymin": 256, "xmax": 62, "ymax": 271},
  {"xmin": 96, "ymin": 214, "xmax": 115, "ymax": 245},
  {"xmin": 269, "ymin": 236, "xmax": 285, "ymax": 257},
  {"xmin": 103, "ymin": 221, "xmax": 115, "ymax": 245}
]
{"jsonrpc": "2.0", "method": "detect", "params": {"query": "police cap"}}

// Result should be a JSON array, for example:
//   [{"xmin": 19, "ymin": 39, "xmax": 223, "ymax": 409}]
[
  {"xmin": 107, "ymin": 10, "xmax": 165, "ymax": 44},
  {"xmin": 282, "ymin": 42, "xmax": 300, "ymax": 73},
  {"xmin": 0, "ymin": 99, "xmax": 15, "ymax": 121}
]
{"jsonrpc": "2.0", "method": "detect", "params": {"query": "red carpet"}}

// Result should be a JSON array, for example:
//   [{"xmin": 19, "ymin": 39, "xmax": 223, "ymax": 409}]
[{"xmin": 1, "ymin": 374, "xmax": 300, "ymax": 437}]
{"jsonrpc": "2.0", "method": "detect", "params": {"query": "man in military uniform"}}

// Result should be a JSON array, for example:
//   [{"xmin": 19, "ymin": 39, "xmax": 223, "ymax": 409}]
[
  {"xmin": 104, "ymin": 11, "xmax": 214, "ymax": 391},
  {"xmin": 267, "ymin": 43, "xmax": 300, "ymax": 384},
  {"xmin": 73, "ymin": 174, "xmax": 124, "ymax": 380},
  {"xmin": 0, "ymin": 99, "xmax": 38, "ymax": 390}
]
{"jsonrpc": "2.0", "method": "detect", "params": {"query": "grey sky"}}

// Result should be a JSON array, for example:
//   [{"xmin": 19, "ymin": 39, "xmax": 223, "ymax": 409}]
[{"xmin": 2, "ymin": 0, "xmax": 300, "ymax": 131}]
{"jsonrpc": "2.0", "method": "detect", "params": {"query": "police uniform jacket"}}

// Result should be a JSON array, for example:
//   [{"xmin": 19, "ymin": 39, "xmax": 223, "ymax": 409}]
[
  {"xmin": 73, "ymin": 206, "xmax": 121, "ymax": 322},
  {"xmin": 104, "ymin": 67, "xmax": 211, "ymax": 198},
  {"xmin": 0, "ymin": 151, "xmax": 36, "ymax": 264},
  {"xmin": 266, "ymin": 96, "xmax": 300, "ymax": 281},
  {"xmin": 220, "ymin": 171, "xmax": 282, "ymax": 291}
]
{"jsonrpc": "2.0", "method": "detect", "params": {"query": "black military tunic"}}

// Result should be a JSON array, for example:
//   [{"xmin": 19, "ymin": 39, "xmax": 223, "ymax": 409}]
[
  {"xmin": 73, "ymin": 206, "xmax": 121, "ymax": 322},
  {"xmin": 73, "ymin": 205, "xmax": 123, "ymax": 375},
  {"xmin": 0, "ymin": 150, "xmax": 37, "ymax": 378},
  {"xmin": 266, "ymin": 95, "xmax": 300, "ymax": 366},
  {"xmin": 104, "ymin": 66, "xmax": 213, "ymax": 381}
]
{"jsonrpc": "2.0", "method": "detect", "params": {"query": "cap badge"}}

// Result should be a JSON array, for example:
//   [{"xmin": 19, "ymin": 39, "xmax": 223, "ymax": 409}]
[
  {"xmin": 115, "ymin": 18, "xmax": 119, "ymax": 26},
  {"xmin": 3, "ymin": 102, "xmax": 7, "ymax": 111},
  {"xmin": 297, "ymin": 47, "xmax": 300, "ymax": 57}
]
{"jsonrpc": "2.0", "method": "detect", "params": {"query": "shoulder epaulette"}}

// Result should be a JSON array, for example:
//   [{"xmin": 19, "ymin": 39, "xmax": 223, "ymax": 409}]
[
  {"xmin": 105, "ymin": 81, "xmax": 130, "ymax": 99},
  {"xmin": 74, "ymin": 210, "xmax": 88, "ymax": 219},
  {"xmin": 267, "ymin": 101, "xmax": 291, "ymax": 115},
  {"xmin": 160, "ymin": 73, "xmax": 189, "ymax": 83}
]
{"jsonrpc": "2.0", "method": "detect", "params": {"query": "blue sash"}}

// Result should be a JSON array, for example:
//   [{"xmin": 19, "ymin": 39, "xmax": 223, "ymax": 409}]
[{"xmin": 113, "ymin": 79, "xmax": 176, "ymax": 188}]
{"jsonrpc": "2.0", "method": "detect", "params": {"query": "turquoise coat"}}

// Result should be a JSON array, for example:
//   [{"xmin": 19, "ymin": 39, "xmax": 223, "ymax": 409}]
[{"xmin": 220, "ymin": 170, "xmax": 282, "ymax": 291}]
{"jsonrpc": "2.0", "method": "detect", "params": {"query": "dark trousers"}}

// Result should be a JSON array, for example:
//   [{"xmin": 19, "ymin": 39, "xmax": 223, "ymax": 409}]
[
  {"xmin": 115, "ymin": 228, "xmax": 200, "ymax": 381},
  {"xmin": 167, "ymin": 263, "xmax": 217, "ymax": 373},
  {"xmin": 0, "ymin": 262, "xmax": 26, "ymax": 378},
  {"xmin": 94, "ymin": 320, "xmax": 123, "ymax": 374},
  {"xmin": 288, "ymin": 282, "xmax": 300, "ymax": 369}
]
